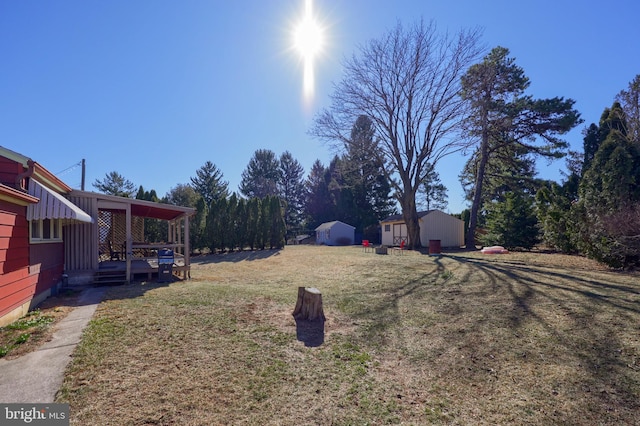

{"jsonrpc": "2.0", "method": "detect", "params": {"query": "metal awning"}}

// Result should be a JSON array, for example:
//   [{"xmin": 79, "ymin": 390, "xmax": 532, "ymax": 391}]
[{"xmin": 27, "ymin": 180, "xmax": 93, "ymax": 223}]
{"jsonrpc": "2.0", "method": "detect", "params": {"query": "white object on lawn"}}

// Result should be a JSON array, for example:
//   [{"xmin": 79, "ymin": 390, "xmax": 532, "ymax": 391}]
[{"xmin": 481, "ymin": 245, "xmax": 509, "ymax": 254}]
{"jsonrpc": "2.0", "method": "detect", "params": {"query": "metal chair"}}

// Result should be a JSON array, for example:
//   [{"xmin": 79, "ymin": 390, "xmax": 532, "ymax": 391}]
[{"xmin": 108, "ymin": 240, "xmax": 121, "ymax": 261}]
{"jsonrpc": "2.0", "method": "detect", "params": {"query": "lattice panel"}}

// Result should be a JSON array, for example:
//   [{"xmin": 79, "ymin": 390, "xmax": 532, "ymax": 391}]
[{"xmin": 97, "ymin": 210, "xmax": 145, "ymax": 261}]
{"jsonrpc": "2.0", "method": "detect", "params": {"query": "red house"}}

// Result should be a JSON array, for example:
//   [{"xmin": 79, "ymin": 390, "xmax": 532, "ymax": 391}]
[
  {"xmin": 1, "ymin": 146, "xmax": 195, "ymax": 326},
  {"xmin": 0, "ymin": 146, "xmax": 93, "ymax": 326}
]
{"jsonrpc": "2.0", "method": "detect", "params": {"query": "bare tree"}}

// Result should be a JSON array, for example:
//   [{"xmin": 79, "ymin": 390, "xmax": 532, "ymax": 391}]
[{"xmin": 311, "ymin": 20, "xmax": 483, "ymax": 249}]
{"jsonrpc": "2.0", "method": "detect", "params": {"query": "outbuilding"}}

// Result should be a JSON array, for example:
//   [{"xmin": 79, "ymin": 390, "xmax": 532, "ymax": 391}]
[
  {"xmin": 315, "ymin": 221, "xmax": 355, "ymax": 246},
  {"xmin": 380, "ymin": 210, "xmax": 464, "ymax": 248}
]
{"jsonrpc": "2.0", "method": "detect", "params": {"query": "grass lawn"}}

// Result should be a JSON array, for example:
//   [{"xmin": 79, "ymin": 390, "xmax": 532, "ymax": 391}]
[{"xmin": 56, "ymin": 245, "xmax": 640, "ymax": 425}]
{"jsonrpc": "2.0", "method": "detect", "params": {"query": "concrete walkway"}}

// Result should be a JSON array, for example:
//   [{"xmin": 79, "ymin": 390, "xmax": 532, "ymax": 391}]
[{"xmin": 0, "ymin": 286, "xmax": 107, "ymax": 403}]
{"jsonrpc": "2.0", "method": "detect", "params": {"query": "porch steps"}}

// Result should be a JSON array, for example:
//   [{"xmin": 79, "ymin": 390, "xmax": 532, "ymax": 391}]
[{"xmin": 93, "ymin": 270, "xmax": 127, "ymax": 286}]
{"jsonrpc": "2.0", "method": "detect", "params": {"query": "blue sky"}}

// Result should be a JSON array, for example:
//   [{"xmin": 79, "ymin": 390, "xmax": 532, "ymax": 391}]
[{"xmin": 2, "ymin": 0, "xmax": 639, "ymax": 214}]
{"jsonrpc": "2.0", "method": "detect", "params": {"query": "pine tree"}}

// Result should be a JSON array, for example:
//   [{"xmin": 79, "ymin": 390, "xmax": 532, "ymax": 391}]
[
  {"xmin": 572, "ymin": 126, "xmax": 640, "ymax": 267},
  {"xmin": 235, "ymin": 198, "xmax": 248, "ymax": 251},
  {"xmin": 240, "ymin": 149, "xmax": 281, "ymax": 199},
  {"xmin": 615, "ymin": 75, "xmax": 640, "ymax": 144},
  {"xmin": 268, "ymin": 196, "xmax": 286, "ymax": 249},
  {"xmin": 461, "ymin": 46, "xmax": 581, "ymax": 249},
  {"xmin": 278, "ymin": 151, "xmax": 306, "ymax": 233},
  {"xmin": 418, "ymin": 163, "xmax": 448, "ymax": 211},
  {"xmin": 246, "ymin": 198, "xmax": 260, "ymax": 250},
  {"xmin": 482, "ymin": 191, "xmax": 539, "ymax": 250},
  {"xmin": 304, "ymin": 160, "xmax": 333, "ymax": 230},
  {"xmin": 93, "ymin": 171, "xmax": 136, "ymax": 197},
  {"xmin": 258, "ymin": 197, "xmax": 270, "ymax": 250},
  {"xmin": 190, "ymin": 161, "xmax": 229, "ymax": 205}
]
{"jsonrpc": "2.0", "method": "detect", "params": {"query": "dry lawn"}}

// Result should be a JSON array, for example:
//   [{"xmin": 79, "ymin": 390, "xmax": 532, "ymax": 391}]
[{"xmin": 57, "ymin": 246, "xmax": 640, "ymax": 425}]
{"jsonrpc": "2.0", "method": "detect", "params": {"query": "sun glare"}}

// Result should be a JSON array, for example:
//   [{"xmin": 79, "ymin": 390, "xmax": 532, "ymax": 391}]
[{"xmin": 292, "ymin": 0, "xmax": 324, "ymax": 102}]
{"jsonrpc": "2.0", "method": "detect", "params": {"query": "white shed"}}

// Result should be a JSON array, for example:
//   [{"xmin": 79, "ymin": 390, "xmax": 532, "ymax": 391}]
[
  {"xmin": 380, "ymin": 210, "xmax": 464, "ymax": 248},
  {"xmin": 315, "ymin": 221, "xmax": 355, "ymax": 246}
]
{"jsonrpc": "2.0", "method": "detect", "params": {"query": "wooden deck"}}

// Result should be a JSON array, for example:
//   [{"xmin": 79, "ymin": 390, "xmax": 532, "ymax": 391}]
[{"xmin": 98, "ymin": 254, "xmax": 189, "ymax": 282}]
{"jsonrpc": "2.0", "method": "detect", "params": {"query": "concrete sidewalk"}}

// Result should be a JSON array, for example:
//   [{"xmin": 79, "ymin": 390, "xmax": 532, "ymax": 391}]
[{"xmin": 0, "ymin": 286, "xmax": 107, "ymax": 403}]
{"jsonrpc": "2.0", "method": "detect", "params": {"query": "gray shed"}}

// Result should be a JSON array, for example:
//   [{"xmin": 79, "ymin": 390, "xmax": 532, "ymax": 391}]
[{"xmin": 315, "ymin": 221, "xmax": 355, "ymax": 246}]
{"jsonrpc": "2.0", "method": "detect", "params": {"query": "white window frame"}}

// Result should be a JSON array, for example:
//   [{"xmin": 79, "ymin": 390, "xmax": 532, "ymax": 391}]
[{"xmin": 29, "ymin": 218, "xmax": 63, "ymax": 243}]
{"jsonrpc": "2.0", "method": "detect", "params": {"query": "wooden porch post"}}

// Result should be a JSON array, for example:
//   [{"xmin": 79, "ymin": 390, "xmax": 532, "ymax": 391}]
[
  {"xmin": 183, "ymin": 214, "xmax": 190, "ymax": 280},
  {"xmin": 125, "ymin": 202, "xmax": 132, "ymax": 284}
]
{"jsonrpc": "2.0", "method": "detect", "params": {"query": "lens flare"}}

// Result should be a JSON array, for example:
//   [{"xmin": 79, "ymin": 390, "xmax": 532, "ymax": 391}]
[{"xmin": 292, "ymin": 0, "xmax": 324, "ymax": 102}]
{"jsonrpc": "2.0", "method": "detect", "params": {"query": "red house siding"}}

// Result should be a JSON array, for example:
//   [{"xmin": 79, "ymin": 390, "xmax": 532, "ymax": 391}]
[
  {"xmin": 0, "ymin": 157, "xmax": 23, "ymax": 187},
  {"xmin": 30, "ymin": 242, "xmax": 64, "ymax": 294},
  {"xmin": 0, "ymin": 201, "xmax": 36, "ymax": 321}
]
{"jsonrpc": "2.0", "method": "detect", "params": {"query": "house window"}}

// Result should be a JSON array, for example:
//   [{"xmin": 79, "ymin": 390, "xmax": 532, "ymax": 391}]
[
  {"xmin": 30, "ymin": 219, "xmax": 63, "ymax": 243},
  {"xmin": 385, "ymin": 224, "xmax": 390, "ymax": 232}
]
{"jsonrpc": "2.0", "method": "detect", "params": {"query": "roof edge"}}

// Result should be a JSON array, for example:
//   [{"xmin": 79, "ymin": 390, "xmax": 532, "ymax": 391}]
[{"xmin": 0, "ymin": 183, "xmax": 39, "ymax": 206}]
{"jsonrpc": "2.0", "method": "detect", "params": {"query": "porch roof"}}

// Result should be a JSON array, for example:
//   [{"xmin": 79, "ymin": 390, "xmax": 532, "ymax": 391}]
[{"xmin": 71, "ymin": 190, "xmax": 195, "ymax": 220}]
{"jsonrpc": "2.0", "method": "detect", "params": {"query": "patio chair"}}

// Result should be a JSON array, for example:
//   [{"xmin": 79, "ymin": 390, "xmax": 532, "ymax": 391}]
[
  {"xmin": 362, "ymin": 240, "xmax": 373, "ymax": 253},
  {"xmin": 398, "ymin": 240, "xmax": 406, "ymax": 254},
  {"xmin": 108, "ymin": 240, "xmax": 121, "ymax": 261}
]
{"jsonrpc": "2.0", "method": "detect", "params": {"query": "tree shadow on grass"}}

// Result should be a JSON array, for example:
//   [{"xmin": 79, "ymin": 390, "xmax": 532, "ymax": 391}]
[
  {"xmin": 294, "ymin": 318, "xmax": 325, "ymax": 347},
  {"xmin": 443, "ymin": 254, "xmax": 640, "ymax": 417},
  {"xmin": 338, "ymin": 257, "xmax": 447, "ymax": 346},
  {"xmin": 191, "ymin": 249, "xmax": 281, "ymax": 264}
]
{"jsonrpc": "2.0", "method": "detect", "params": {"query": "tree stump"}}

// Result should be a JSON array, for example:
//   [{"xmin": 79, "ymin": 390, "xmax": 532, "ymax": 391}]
[
  {"xmin": 375, "ymin": 246, "xmax": 388, "ymax": 255},
  {"xmin": 292, "ymin": 287, "xmax": 325, "ymax": 321}
]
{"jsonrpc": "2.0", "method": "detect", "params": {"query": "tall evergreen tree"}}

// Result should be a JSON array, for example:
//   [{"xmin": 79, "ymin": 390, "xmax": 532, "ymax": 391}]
[
  {"xmin": 419, "ymin": 163, "xmax": 448, "ymax": 211},
  {"xmin": 278, "ymin": 151, "xmax": 306, "ymax": 233},
  {"xmin": 246, "ymin": 197, "xmax": 260, "ymax": 250},
  {"xmin": 235, "ymin": 198, "xmax": 248, "ymax": 251},
  {"xmin": 341, "ymin": 115, "xmax": 395, "ymax": 233},
  {"xmin": 460, "ymin": 46, "xmax": 582, "ymax": 248},
  {"xmin": 225, "ymin": 193, "xmax": 239, "ymax": 251},
  {"xmin": 615, "ymin": 74, "xmax": 640, "ymax": 144},
  {"xmin": 268, "ymin": 196, "xmax": 286, "ymax": 249},
  {"xmin": 135, "ymin": 186, "xmax": 163, "ymax": 243},
  {"xmin": 165, "ymin": 184, "xmax": 201, "ymax": 250},
  {"xmin": 572, "ymin": 122, "xmax": 640, "ymax": 268},
  {"xmin": 93, "ymin": 171, "xmax": 136, "ymax": 197},
  {"xmin": 482, "ymin": 190, "xmax": 539, "ymax": 250},
  {"xmin": 305, "ymin": 160, "xmax": 333, "ymax": 230},
  {"xmin": 258, "ymin": 196, "xmax": 270, "ymax": 249},
  {"xmin": 193, "ymin": 197, "xmax": 207, "ymax": 252},
  {"xmin": 535, "ymin": 156, "xmax": 581, "ymax": 254},
  {"xmin": 240, "ymin": 149, "xmax": 281, "ymax": 199},
  {"xmin": 190, "ymin": 161, "xmax": 229, "ymax": 206}
]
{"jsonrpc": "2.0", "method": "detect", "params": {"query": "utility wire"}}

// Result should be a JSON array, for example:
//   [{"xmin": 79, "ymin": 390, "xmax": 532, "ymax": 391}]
[{"xmin": 56, "ymin": 160, "xmax": 82, "ymax": 177}]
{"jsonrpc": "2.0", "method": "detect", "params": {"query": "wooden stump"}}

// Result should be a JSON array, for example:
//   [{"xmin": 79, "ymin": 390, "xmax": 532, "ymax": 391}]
[{"xmin": 292, "ymin": 287, "xmax": 325, "ymax": 321}]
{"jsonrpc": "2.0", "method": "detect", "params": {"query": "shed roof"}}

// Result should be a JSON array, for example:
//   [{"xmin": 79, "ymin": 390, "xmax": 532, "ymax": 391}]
[
  {"xmin": 315, "ymin": 220, "xmax": 355, "ymax": 231},
  {"xmin": 381, "ymin": 210, "xmax": 433, "ymax": 223}
]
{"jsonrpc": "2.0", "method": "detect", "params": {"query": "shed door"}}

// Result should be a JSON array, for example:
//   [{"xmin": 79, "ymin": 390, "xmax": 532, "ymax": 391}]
[{"xmin": 392, "ymin": 223, "xmax": 408, "ymax": 245}]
